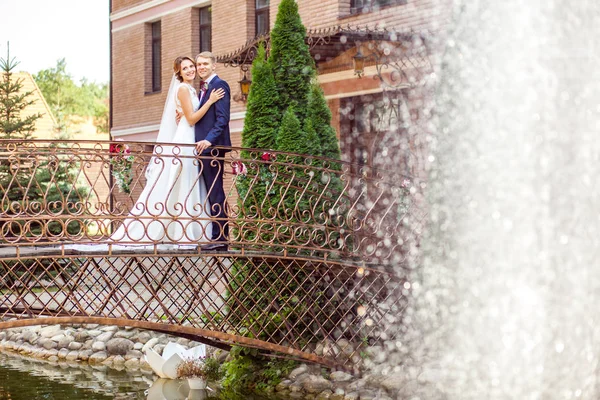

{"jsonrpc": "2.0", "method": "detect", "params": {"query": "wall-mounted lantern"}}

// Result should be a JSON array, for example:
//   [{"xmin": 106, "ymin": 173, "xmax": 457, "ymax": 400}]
[
  {"xmin": 238, "ymin": 70, "xmax": 252, "ymax": 101},
  {"xmin": 353, "ymin": 43, "xmax": 367, "ymax": 78}
]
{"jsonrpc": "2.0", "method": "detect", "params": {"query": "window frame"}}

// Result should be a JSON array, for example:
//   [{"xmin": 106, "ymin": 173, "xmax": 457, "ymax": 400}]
[
  {"xmin": 349, "ymin": 0, "xmax": 407, "ymax": 15},
  {"xmin": 199, "ymin": 6, "xmax": 212, "ymax": 52},
  {"xmin": 255, "ymin": 0, "xmax": 270, "ymax": 36},
  {"xmin": 151, "ymin": 21, "xmax": 161, "ymax": 93}
]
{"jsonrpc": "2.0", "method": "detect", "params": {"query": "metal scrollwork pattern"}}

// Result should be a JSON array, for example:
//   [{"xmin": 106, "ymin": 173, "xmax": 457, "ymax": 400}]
[
  {"xmin": 217, "ymin": 24, "xmax": 433, "ymax": 90},
  {"xmin": 0, "ymin": 140, "xmax": 425, "ymax": 369}
]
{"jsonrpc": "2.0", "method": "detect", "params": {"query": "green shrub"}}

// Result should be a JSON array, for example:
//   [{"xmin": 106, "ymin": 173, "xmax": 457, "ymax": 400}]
[{"xmin": 220, "ymin": 346, "xmax": 297, "ymax": 395}]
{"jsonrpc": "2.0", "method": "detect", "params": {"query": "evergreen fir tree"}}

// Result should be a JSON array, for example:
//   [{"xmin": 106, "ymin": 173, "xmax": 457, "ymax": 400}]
[
  {"xmin": 0, "ymin": 45, "xmax": 87, "ymax": 238},
  {"xmin": 0, "ymin": 46, "xmax": 40, "ymax": 141},
  {"xmin": 269, "ymin": 0, "xmax": 314, "ymax": 122},
  {"xmin": 0, "ymin": 44, "xmax": 42, "ymax": 233},
  {"xmin": 32, "ymin": 150, "xmax": 88, "ymax": 236}
]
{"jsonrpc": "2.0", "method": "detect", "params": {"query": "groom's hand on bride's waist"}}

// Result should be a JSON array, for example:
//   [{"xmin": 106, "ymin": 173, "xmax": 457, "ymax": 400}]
[{"xmin": 196, "ymin": 140, "xmax": 212, "ymax": 153}]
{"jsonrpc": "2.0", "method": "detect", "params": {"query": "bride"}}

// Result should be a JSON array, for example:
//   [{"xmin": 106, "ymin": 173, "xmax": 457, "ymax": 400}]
[{"xmin": 109, "ymin": 56, "xmax": 225, "ymax": 246}]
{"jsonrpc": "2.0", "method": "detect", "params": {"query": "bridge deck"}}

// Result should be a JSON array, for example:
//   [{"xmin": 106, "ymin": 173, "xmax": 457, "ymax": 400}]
[{"xmin": 0, "ymin": 141, "xmax": 420, "ymax": 368}]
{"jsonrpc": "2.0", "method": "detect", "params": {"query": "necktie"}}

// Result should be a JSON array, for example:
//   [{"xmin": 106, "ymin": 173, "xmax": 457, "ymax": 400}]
[{"xmin": 199, "ymin": 81, "xmax": 208, "ymax": 96}]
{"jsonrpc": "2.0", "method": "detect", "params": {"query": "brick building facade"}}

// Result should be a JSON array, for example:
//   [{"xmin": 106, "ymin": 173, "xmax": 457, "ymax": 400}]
[{"xmin": 110, "ymin": 0, "xmax": 449, "ymax": 171}]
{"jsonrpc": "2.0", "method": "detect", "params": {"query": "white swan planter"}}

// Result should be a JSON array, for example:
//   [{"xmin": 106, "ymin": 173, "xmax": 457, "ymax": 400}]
[{"xmin": 144, "ymin": 342, "xmax": 207, "ymax": 379}]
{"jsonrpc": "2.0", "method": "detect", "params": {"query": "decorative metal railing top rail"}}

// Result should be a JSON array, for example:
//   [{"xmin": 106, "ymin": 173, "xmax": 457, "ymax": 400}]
[{"xmin": 0, "ymin": 140, "xmax": 424, "ymax": 368}]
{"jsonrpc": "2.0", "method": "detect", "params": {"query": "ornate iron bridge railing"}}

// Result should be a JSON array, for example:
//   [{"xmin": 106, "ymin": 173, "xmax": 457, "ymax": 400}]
[{"xmin": 0, "ymin": 140, "xmax": 425, "ymax": 369}]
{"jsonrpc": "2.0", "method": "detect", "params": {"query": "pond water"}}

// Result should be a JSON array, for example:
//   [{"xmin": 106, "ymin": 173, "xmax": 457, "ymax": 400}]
[{"xmin": 0, "ymin": 352, "xmax": 276, "ymax": 400}]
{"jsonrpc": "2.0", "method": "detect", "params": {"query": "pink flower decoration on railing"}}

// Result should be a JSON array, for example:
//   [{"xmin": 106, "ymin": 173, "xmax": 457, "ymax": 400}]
[
  {"xmin": 110, "ymin": 142, "xmax": 134, "ymax": 193},
  {"xmin": 231, "ymin": 161, "xmax": 247, "ymax": 176},
  {"xmin": 261, "ymin": 152, "xmax": 275, "ymax": 162},
  {"xmin": 110, "ymin": 143, "xmax": 131, "ymax": 154}
]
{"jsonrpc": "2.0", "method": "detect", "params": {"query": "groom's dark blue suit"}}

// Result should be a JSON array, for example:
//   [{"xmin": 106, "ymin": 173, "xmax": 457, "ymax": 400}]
[{"xmin": 195, "ymin": 75, "xmax": 231, "ymax": 243}]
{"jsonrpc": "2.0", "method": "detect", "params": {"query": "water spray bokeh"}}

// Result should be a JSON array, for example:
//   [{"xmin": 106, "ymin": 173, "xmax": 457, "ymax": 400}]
[{"xmin": 374, "ymin": 1, "xmax": 600, "ymax": 398}]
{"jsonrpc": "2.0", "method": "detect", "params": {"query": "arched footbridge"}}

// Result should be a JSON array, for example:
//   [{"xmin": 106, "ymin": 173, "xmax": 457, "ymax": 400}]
[{"xmin": 0, "ymin": 140, "xmax": 423, "ymax": 368}]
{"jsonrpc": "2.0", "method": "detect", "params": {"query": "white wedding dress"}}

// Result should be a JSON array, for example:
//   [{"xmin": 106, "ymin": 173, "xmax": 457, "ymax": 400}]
[
  {"xmin": 68, "ymin": 79, "xmax": 211, "ymax": 253},
  {"xmin": 109, "ymin": 82, "xmax": 212, "ymax": 247}
]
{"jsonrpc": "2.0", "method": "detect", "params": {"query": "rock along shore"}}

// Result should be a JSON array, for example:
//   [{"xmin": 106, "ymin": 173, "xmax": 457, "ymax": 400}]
[{"xmin": 0, "ymin": 324, "xmax": 406, "ymax": 399}]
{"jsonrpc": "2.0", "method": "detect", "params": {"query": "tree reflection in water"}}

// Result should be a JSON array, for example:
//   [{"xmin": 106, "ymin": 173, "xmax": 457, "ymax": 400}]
[
  {"xmin": 0, "ymin": 351, "xmax": 150, "ymax": 399},
  {"xmin": 0, "ymin": 352, "xmax": 280, "ymax": 400}
]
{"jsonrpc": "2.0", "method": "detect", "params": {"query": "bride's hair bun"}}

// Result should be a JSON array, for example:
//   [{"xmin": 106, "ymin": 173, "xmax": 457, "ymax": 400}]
[{"xmin": 173, "ymin": 56, "xmax": 196, "ymax": 82}]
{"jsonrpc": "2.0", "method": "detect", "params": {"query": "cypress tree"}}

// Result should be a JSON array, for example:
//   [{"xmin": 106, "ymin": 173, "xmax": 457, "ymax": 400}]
[
  {"xmin": 240, "ymin": 44, "xmax": 279, "ymax": 155},
  {"xmin": 269, "ymin": 0, "xmax": 314, "ymax": 122},
  {"xmin": 302, "ymin": 117, "xmax": 324, "ymax": 163},
  {"xmin": 275, "ymin": 107, "xmax": 316, "ymax": 224},
  {"xmin": 229, "ymin": 0, "xmax": 349, "ymax": 344},
  {"xmin": 237, "ymin": 44, "xmax": 279, "ymax": 219},
  {"xmin": 306, "ymin": 84, "xmax": 344, "ymax": 224},
  {"xmin": 307, "ymin": 83, "xmax": 340, "ymax": 161},
  {"xmin": 275, "ymin": 106, "xmax": 307, "ymax": 155}
]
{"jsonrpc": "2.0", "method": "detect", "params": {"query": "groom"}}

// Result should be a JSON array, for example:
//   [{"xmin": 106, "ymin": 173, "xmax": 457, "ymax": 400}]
[{"xmin": 194, "ymin": 51, "xmax": 231, "ymax": 251}]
